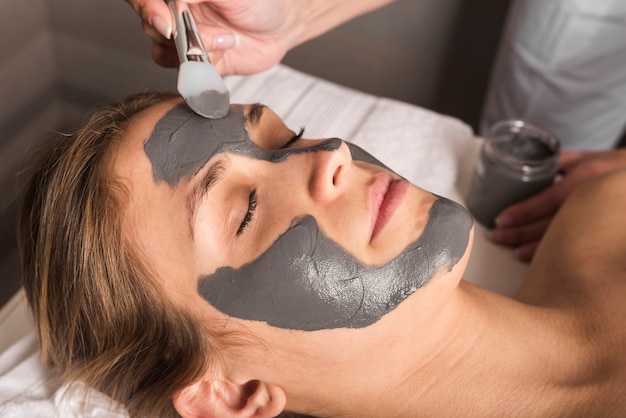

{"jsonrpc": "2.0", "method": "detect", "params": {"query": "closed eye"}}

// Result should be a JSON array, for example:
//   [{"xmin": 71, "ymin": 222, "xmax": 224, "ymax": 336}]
[
  {"xmin": 281, "ymin": 127, "xmax": 305, "ymax": 149},
  {"xmin": 237, "ymin": 189, "xmax": 258, "ymax": 236}
]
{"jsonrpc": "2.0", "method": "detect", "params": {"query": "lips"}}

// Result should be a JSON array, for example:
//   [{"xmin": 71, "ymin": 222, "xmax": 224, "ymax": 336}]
[{"xmin": 370, "ymin": 173, "xmax": 409, "ymax": 242}]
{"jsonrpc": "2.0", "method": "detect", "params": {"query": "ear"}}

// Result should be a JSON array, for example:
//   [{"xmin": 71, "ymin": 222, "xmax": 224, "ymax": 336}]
[{"xmin": 174, "ymin": 378, "xmax": 287, "ymax": 418}]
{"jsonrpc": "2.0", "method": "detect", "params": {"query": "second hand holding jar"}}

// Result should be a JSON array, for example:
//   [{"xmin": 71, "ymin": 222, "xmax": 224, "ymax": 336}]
[{"xmin": 466, "ymin": 120, "xmax": 560, "ymax": 228}]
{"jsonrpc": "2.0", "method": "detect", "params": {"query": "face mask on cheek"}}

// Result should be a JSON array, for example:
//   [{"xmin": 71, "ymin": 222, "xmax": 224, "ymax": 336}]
[{"xmin": 199, "ymin": 198, "xmax": 472, "ymax": 331}]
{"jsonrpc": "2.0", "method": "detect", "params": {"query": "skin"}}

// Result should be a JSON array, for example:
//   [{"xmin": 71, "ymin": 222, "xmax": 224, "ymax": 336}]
[{"xmin": 112, "ymin": 98, "xmax": 626, "ymax": 417}]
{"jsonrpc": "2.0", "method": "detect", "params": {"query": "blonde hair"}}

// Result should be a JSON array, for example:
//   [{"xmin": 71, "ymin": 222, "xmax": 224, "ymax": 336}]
[{"xmin": 18, "ymin": 92, "xmax": 211, "ymax": 417}]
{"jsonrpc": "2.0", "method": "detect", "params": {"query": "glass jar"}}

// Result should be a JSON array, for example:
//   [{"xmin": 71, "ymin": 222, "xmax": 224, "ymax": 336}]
[{"xmin": 466, "ymin": 120, "xmax": 560, "ymax": 228}]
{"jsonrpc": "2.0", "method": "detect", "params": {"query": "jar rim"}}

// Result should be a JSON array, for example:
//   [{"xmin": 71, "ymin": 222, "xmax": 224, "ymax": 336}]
[{"xmin": 483, "ymin": 119, "xmax": 560, "ymax": 174}]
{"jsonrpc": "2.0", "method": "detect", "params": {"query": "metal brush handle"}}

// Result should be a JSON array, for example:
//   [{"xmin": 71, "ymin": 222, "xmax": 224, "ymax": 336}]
[
  {"xmin": 167, "ymin": 0, "xmax": 210, "ymax": 63},
  {"xmin": 182, "ymin": 11, "xmax": 210, "ymax": 62}
]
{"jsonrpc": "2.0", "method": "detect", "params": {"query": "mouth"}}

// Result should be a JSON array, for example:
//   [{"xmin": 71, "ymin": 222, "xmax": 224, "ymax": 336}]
[{"xmin": 370, "ymin": 172, "xmax": 409, "ymax": 242}]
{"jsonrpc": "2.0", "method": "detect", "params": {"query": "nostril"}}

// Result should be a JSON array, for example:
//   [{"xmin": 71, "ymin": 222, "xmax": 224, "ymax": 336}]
[{"xmin": 332, "ymin": 165, "xmax": 342, "ymax": 186}]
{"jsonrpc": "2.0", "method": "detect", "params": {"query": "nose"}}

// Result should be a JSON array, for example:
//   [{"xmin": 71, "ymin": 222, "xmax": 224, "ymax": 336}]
[{"xmin": 307, "ymin": 139, "xmax": 352, "ymax": 203}]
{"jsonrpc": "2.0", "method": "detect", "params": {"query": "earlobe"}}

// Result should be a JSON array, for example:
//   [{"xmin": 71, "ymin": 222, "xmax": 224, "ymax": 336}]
[{"xmin": 174, "ymin": 378, "xmax": 286, "ymax": 418}]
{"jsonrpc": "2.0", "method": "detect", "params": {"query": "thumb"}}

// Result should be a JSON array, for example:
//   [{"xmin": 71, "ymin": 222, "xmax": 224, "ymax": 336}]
[{"xmin": 495, "ymin": 182, "xmax": 563, "ymax": 227}]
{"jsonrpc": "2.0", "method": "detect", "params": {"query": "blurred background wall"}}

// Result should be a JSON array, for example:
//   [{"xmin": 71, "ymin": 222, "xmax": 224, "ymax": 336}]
[{"xmin": 0, "ymin": 0, "xmax": 510, "ymax": 307}]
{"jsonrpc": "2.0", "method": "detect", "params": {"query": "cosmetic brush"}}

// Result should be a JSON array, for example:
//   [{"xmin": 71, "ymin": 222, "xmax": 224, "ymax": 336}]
[{"xmin": 167, "ymin": 0, "xmax": 230, "ymax": 118}]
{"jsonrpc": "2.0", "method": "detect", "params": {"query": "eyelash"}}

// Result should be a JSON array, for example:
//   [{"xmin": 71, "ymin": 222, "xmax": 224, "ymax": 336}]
[
  {"xmin": 237, "ymin": 189, "xmax": 258, "ymax": 236},
  {"xmin": 282, "ymin": 127, "xmax": 305, "ymax": 148},
  {"xmin": 234, "ymin": 127, "xmax": 303, "ymax": 236}
]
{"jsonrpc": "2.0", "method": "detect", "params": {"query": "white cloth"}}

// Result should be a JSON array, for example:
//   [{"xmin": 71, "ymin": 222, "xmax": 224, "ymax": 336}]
[
  {"xmin": 482, "ymin": 0, "xmax": 626, "ymax": 150},
  {"xmin": 0, "ymin": 334, "xmax": 58, "ymax": 417},
  {"xmin": 0, "ymin": 334, "xmax": 127, "ymax": 417}
]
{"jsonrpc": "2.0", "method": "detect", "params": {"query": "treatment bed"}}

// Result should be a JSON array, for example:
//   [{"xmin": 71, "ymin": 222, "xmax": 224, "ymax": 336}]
[{"xmin": 0, "ymin": 64, "xmax": 528, "ymax": 416}]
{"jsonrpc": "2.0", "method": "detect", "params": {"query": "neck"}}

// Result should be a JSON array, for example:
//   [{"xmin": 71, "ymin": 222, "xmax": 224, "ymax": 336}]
[
  {"xmin": 301, "ymin": 282, "xmax": 592, "ymax": 417},
  {"xmin": 396, "ymin": 282, "xmax": 565, "ymax": 417}
]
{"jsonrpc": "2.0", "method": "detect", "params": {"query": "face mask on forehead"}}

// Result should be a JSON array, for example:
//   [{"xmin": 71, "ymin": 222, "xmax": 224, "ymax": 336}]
[
  {"xmin": 144, "ymin": 104, "xmax": 473, "ymax": 331},
  {"xmin": 144, "ymin": 104, "xmax": 387, "ymax": 186}
]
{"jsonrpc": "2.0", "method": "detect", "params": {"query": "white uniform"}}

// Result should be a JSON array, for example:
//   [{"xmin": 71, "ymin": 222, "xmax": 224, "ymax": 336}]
[{"xmin": 481, "ymin": 0, "xmax": 626, "ymax": 150}]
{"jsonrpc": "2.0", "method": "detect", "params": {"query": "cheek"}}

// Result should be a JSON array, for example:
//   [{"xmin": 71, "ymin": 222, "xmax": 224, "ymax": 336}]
[{"xmin": 193, "ymin": 206, "xmax": 233, "ymax": 274}]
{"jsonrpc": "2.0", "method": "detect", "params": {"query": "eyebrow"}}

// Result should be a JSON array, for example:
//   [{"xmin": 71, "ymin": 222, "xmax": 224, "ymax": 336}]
[
  {"xmin": 187, "ymin": 160, "xmax": 226, "ymax": 240},
  {"xmin": 244, "ymin": 103, "xmax": 266, "ymax": 128}
]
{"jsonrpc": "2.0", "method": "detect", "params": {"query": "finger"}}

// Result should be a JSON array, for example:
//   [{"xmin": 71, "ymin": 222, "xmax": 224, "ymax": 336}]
[
  {"xmin": 513, "ymin": 240, "xmax": 540, "ymax": 262},
  {"xmin": 489, "ymin": 217, "xmax": 552, "ymax": 246},
  {"xmin": 495, "ymin": 158, "xmax": 606, "ymax": 229},
  {"xmin": 559, "ymin": 149, "xmax": 621, "ymax": 176},
  {"xmin": 195, "ymin": 23, "xmax": 241, "ymax": 52},
  {"xmin": 129, "ymin": 0, "xmax": 173, "ymax": 39},
  {"xmin": 142, "ymin": 21, "xmax": 172, "ymax": 45},
  {"xmin": 559, "ymin": 150, "xmax": 587, "ymax": 170},
  {"xmin": 494, "ymin": 183, "xmax": 564, "ymax": 227}
]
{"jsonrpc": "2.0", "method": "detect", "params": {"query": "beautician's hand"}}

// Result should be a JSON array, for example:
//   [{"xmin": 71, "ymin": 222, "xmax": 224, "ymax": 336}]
[
  {"xmin": 125, "ymin": 0, "xmax": 394, "ymax": 75},
  {"xmin": 126, "ymin": 0, "xmax": 300, "ymax": 75},
  {"xmin": 489, "ymin": 149, "xmax": 626, "ymax": 262}
]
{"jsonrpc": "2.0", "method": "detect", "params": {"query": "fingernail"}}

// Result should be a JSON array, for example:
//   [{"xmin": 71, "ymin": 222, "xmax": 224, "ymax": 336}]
[
  {"xmin": 214, "ymin": 33, "xmax": 240, "ymax": 50},
  {"xmin": 151, "ymin": 16, "xmax": 172, "ymax": 39}
]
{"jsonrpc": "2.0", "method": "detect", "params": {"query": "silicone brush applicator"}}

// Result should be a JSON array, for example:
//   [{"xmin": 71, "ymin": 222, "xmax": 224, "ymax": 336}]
[{"xmin": 167, "ymin": 0, "xmax": 230, "ymax": 118}]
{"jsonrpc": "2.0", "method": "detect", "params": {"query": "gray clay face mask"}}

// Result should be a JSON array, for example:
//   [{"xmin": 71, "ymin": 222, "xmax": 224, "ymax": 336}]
[{"xmin": 144, "ymin": 104, "xmax": 473, "ymax": 331}]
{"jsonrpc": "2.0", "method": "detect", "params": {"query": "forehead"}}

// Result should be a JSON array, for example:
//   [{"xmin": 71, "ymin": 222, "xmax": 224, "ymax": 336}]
[
  {"xmin": 116, "ymin": 101, "xmax": 286, "ymax": 185},
  {"xmin": 112, "ymin": 98, "xmax": 183, "ymax": 178},
  {"xmin": 143, "ymin": 104, "xmax": 250, "ymax": 186},
  {"xmin": 113, "ymin": 100, "xmax": 283, "ymax": 200}
]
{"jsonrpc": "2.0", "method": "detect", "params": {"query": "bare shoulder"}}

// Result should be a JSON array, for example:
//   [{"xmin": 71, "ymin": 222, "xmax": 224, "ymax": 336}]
[
  {"xmin": 542, "ymin": 167, "xmax": 626, "ymax": 266},
  {"xmin": 518, "ymin": 168, "xmax": 626, "ymax": 302}
]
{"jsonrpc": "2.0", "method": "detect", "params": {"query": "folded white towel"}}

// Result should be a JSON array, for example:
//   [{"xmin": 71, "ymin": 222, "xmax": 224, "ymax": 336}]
[
  {"xmin": 349, "ymin": 97, "xmax": 472, "ymax": 197},
  {"xmin": 0, "ymin": 333, "xmax": 128, "ymax": 417},
  {"xmin": 0, "ymin": 334, "xmax": 58, "ymax": 417},
  {"xmin": 53, "ymin": 382, "xmax": 127, "ymax": 418}
]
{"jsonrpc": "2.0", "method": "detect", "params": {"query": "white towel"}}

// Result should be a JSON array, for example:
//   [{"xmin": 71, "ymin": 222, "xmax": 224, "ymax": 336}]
[
  {"xmin": 0, "ymin": 334, "xmax": 58, "ymax": 417},
  {"xmin": 0, "ymin": 333, "xmax": 128, "ymax": 417}
]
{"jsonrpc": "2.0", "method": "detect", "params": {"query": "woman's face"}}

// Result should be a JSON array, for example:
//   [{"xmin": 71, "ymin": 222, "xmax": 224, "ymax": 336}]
[{"xmin": 113, "ymin": 98, "xmax": 472, "ymax": 342}]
